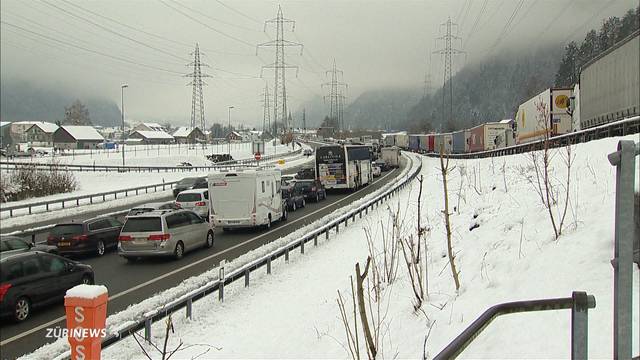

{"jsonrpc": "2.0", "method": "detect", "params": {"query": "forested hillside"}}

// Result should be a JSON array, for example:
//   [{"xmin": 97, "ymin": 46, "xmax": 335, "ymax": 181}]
[{"xmin": 0, "ymin": 79, "xmax": 121, "ymax": 127}]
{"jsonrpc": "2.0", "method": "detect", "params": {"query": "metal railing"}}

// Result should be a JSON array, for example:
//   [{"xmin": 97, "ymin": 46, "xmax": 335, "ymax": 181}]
[
  {"xmin": 607, "ymin": 140, "xmax": 639, "ymax": 359},
  {"xmin": 417, "ymin": 116, "xmax": 639, "ymax": 159},
  {"xmin": 434, "ymin": 292, "xmax": 596, "ymax": 359},
  {"xmin": 52, "ymin": 153, "xmax": 419, "ymax": 357},
  {"xmin": 0, "ymin": 148, "xmax": 302, "ymax": 173}
]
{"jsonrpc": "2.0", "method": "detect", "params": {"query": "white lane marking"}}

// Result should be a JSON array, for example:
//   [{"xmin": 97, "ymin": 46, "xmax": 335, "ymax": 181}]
[{"xmin": 0, "ymin": 169, "xmax": 398, "ymax": 347}]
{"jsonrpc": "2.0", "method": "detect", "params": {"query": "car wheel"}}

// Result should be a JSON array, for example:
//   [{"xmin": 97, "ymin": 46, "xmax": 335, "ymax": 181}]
[
  {"xmin": 124, "ymin": 256, "xmax": 137, "ymax": 263},
  {"xmin": 315, "ymin": 194, "xmax": 319, "ymax": 202},
  {"xmin": 266, "ymin": 214, "xmax": 272, "ymax": 229},
  {"xmin": 302, "ymin": 199, "xmax": 306, "ymax": 208},
  {"xmin": 96, "ymin": 240, "xmax": 105, "ymax": 256},
  {"xmin": 14, "ymin": 297, "xmax": 30, "ymax": 322},
  {"xmin": 282, "ymin": 208, "xmax": 288, "ymax": 221},
  {"xmin": 174, "ymin": 241, "xmax": 184, "ymax": 260},
  {"xmin": 205, "ymin": 231, "xmax": 214, "ymax": 248},
  {"xmin": 81, "ymin": 275, "xmax": 93, "ymax": 285},
  {"xmin": 292, "ymin": 202, "xmax": 297, "ymax": 211}
]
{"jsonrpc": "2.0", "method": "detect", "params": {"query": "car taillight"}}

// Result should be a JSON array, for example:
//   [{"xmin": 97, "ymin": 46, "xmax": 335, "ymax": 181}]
[
  {"xmin": 47, "ymin": 235, "xmax": 56, "ymax": 243},
  {"xmin": 0, "ymin": 283, "xmax": 11, "ymax": 302},
  {"xmin": 118, "ymin": 235, "xmax": 133, "ymax": 241},
  {"xmin": 175, "ymin": 202, "xmax": 181, "ymax": 208},
  {"xmin": 148, "ymin": 234, "xmax": 171, "ymax": 241},
  {"xmin": 195, "ymin": 201, "xmax": 206, "ymax": 206},
  {"xmin": 72, "ymin": 234, "xmax": 88, "ymax": 241}
]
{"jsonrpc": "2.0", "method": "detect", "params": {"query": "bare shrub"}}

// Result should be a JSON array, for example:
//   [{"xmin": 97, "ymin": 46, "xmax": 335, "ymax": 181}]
[
  {"xmin": 439, "ymin": 148, "xmax": 461, "ymax": 291},
  {"xmin": 0, "ymin": 163, "xmax": 77, "ymax": 202}
]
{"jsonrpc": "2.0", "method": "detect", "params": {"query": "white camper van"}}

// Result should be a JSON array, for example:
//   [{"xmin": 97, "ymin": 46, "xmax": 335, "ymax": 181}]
[
  {"xmin": 380, "ymin": 146, "xmax": 401, "ymax": 168},
  {"xmin": 208, "ymin": 169, "xmax": 287, "ymax": 230}
]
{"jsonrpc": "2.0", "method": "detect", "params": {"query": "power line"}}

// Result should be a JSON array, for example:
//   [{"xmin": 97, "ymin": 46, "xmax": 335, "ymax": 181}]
[
  {"xmin": 486, "ymin": 0, "xmax": 526, "ymax": 53},
  {"xmin": 169, "ymin": 0, "xmax": 262, "ymax": 33},
  {"xmin": 1, "ymin": 20, "xmax": 184, "ymax": 75},
  {"xmin": 215, "ymin": 0, "xmax": 262, "ymax": 25},
  {"xmin": 562, "ymin": 0, "xmax": 617, "ymax": 43},
  {"xmin": 463, "ymin": 0, "xmax": 488, "ymax": 48},
  {"xmin": 158, "ymin": 0, "xmax": 255, "ymax": 48}
]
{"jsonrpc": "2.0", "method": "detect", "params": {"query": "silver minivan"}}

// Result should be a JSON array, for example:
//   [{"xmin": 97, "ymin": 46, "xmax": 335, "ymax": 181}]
[{"xmin": 117, "ymin": 210, "xmax": 214, "ymax": 261}]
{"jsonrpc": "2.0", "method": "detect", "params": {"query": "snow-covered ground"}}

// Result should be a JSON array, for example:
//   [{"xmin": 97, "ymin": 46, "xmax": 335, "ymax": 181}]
[
  {"xmin": 23, "ymin": 135, "xmax": 639, "ymax": 359},
  {"xmin": 1, "ymin": 149, "xmax": 313, "ymax": 229}
]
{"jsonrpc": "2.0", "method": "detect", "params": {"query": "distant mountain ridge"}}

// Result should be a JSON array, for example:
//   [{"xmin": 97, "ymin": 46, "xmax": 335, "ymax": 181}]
[{"xmin": 0, "ymin": 79, "xmax": 121, "ymax": 127}]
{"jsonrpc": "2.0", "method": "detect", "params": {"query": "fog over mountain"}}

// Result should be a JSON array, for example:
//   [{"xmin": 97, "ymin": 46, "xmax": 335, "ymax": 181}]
[{"xmin": 1, "ymin": 0, "xmax": 637, "ymax": 129}]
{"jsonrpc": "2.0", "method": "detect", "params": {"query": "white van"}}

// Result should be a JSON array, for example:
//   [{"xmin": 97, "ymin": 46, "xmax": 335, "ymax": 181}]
[{"xmin": 208, "ymin": 169, "xmax": 287, "ymax": 230}]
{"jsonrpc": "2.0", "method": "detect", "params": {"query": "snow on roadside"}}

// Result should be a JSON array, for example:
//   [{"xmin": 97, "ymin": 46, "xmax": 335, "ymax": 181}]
[
  {"xmin": 21, "ymin": 153, "xmax": 418, "ymax": 360},
  {"xmin": 83, "ymin": 135, "xmax": 639, "ymax": 359},
  {"xmin": 1, "ymin": 148, "xmax": 313, "ymax": 230}
]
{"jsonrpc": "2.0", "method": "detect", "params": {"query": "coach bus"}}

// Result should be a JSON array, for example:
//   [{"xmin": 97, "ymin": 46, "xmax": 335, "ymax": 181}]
[{"xmin": 315, "ymin": 145, "xmax": 372, "ymax": 190}]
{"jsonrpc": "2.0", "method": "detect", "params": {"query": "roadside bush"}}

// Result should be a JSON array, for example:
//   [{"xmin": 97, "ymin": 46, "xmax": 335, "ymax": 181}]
[{"xmin": 0, "ymin": 164, "xmax": 77, "ymax": 202}]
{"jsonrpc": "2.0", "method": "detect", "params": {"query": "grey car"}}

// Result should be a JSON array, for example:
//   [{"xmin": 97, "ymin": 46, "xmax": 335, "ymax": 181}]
[
  {"xmin": 0, "ymin": 236, "xmax": 57, "ymax": 256},
  {"xmin": 117, "ymin": 209, "xmax": 214, "ymax": 261}
]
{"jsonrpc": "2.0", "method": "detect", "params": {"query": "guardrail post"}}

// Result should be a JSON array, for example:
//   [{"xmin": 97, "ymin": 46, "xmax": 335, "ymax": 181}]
[
  {"xmin": 114, "ymin": 192, "xmax": 117, "ymax": 199},
  {"xmin": 102, "ymin": 194, "xmax": 106, "ymax": 201},
  {"xmin": 267, "ymin": 257, "xmax": 271, "ymax": 274},
  {"xmin": 571, "ymin": 291, "xmax": 593, "ymax": 360},
  {"xmin": 314, "ymin": 234, "xmax": 318, "ymax": 246},
  {"xmin": 31, "ymin": 233, "xmax": 36, "ymax": 245},
  {"xmin": 607, "ymin": 140, "xmax": 637, "ymax": 360},
  {"xmin": 90, "ymin": 196, "xmax": 93, "ymax": 204},
  {"xmin": 345, "ymin": 217, "xmax": 348, "ymax": 226},
  {"xmin": 326, "ymin": 230, "xmax": 329, "ymax": 240},
  {"xmin": 244, "ymin": 269, "xmax": 250, "ymax": 287},
  {"xmin": 28, "ymin": 206, "xmax": 32, "ymax": 215},
  {"xmin": 301, "ymin": 241, "xmax": 305, "ymax": 254},
  {"xmin": 336, "ymin": 222, "xmax": 339, "ymax": 233},
  {"xmin": 61, "ymin": 201, "xmax": 65, "ymax": 209},
  {"xmin": 144, "ymin": 318, "xmax": 151, "ymax": 342},
  {"xmin": 219, "ymin": 260, "xmax": 225, "ymax": 302},
  {"xmin": 76, "ymin": 199, "xmax": 79, "ymax": 206},
  {"xmin": 186, "ymin": 298, "xmax": 193, "ymax": 319},
  {"xmin": 285, "ymin": 247, "xmax": 290, "ymax": 262},
  {"xmin": 359, "ymin": 210, "xmax": 362, "ymax": 219}
]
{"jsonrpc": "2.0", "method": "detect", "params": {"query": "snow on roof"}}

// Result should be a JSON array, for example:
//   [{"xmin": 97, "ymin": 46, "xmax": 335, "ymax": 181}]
[
  {"xmin": 133, "ymin": 130, "xmax": 174, "ymax": 140},
  {"xmin": 499, "ymin": 119, "xmax": 514, "ymax": 124},
  {"xmin": 61, "ymin": 126, "xmax": 105, "ymax": 141},
  {"xmin": 230, "ymin": 131, "xmax": 242, "ymax": 136},
  {"xmin": 27, "ymin": 122, "xmax": 59, "ymax": 133},
  {"xmin": 172, "ymin": 126, "xmax": 191, "ymax": 137},
  {"xmin": 0, "ymin": 121, "xmax": 11, "ymax": 128},
  {"xmin": 65, "ymin": 284, "xmax": 108, "ymax": 299},
  {"xmin": 143, "ymin": 122, "xmax": 164, "ymax": 128}
]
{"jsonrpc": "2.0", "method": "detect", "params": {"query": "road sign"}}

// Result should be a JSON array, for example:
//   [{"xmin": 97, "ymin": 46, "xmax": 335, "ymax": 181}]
[{"xmin": 255, "ymin": 152, "xmax": 262, "ymax": 161}]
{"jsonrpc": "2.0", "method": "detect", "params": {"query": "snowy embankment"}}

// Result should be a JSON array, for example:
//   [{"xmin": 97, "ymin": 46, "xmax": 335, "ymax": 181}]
[
  {"xmin": 1, "ymin": 145, "xmax": 312, "ymax": 229},
  {"xmin": 62, "ymin": 135, "xmax": 634, "ymax": 359},
  {"xmin": 22, "ymin": 152, "xmax": 418, "ymax": 360}
]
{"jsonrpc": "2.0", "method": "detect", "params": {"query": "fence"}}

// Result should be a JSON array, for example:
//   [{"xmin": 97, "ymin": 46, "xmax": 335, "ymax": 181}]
[
  {"xmin": 0, "ymin": 181, "xmax": 179, "ymax": 219},
  {"xmin": 419, "ymin": 116, "xmax": 639, "ymax": 159},
  {"xmin": 0, "ymin": 148, "xmax": 302, "ymax": 173},
  {"xmin": 42, "ymin": 153, "xmax": 421, "ymax": 359}
]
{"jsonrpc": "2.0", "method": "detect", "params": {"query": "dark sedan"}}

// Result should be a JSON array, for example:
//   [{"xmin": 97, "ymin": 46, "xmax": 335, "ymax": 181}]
[
  {"xmin": 173, "ymin": 176, "xmax": 207, "ymax": 197},
  {"xmin": 293, "ymin": 179, "xmax": 327, "ymax": 202},
  {"xmin": 0, "ymin": 251, "xmax": 94, "ymax": 321},
  {"xmin": 47, "ymin": 216, "xmax": 123, "ymax": 257},
  {"xmin": 1, "ymin": 236, "xmax": 57, "ymax": 256},
  {"xmin": 282, "ymin": 185, "xmax": 305, "ymax": 211}
]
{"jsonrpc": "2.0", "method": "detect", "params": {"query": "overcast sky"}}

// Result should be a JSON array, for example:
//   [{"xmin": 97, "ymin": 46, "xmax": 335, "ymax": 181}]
[{"xmin": 1, "ymin": 0, "xmax": 636, "ymax": 128}]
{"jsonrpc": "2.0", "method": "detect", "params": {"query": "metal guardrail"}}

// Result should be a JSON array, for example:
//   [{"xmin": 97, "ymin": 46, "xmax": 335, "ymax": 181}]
[
  {"xmin": 434, "ymin": 292, "xmax": 596, "ymax": 359},
  {"xmin": 607, "ymin": 140, "xmax": 639, "ymax": 359},
  {"xmin": 418, "ymin": 116, "xmax": 639, "ymax": 159},
  {"xmin": 0, "ymin": 148, "xmax": 303, "ymax": 173},
  {"xmin": 0, "ymin": 181, "xmax": 179, "ymax": 219},
  {"xmin": 61, "ymin": 153, "xmax": 419, "ymax": 356}
]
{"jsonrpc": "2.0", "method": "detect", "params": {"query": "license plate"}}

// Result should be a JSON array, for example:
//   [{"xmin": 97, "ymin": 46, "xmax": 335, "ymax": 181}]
[
  {"xmin": 133, "ymin": 238, "xmax": 147, "ymax": 245},
  {"xmin": 227, "ymin": 220, "xmax": 240, "ymax": 224},
  {"xmin": 58, "ymin": 242, "xmax": 70, "ymax": 246}
]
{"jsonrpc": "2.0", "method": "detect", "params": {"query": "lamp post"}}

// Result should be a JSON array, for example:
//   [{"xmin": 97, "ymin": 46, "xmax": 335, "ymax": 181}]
[
  {"xmin": 228, "ymin": 106, "xmax": 234, "ymax": 155},
  {"xmin": 121, "ymin": 84, "xmax": 128, "ymax": 166}
]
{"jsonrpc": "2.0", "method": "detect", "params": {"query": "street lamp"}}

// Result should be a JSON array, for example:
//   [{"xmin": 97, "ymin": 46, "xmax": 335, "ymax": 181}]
[
  {"xmin": 121, "ymin": 84, "xmax": 128, "ymax": 166},
  {"xmin": 228, "ymin": 106, "xmax": 234, "ymax": 155}
]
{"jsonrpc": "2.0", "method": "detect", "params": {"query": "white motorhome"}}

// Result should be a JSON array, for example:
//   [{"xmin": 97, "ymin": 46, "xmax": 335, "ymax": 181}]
[
  {"xmin": 380, "ymin": 146, "xmax": 401, "ymax": 168},
  {"xmin": 208, "ymin": 169, "xmax": 287, "ymax": 230}
]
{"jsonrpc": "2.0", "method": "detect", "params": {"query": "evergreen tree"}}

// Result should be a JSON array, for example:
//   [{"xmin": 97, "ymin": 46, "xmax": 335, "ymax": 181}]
[
  {"xmin": 555, "ymin": 41, "xmax": 579, "ymax": 87},
  {"xmin": 63, "ymin": 100, "xmax": 91, "ymax": 126}
]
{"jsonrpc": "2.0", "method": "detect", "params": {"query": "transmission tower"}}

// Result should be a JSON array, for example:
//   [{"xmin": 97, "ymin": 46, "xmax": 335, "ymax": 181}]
[
  {"xmin": 261, "ymin": 84, "xmax": 271, "ymax": 136},
  {"xmin": 322, "ymin": 60, "xmax": 348, "ymax": 132},
  {"xmin": 257, "ymin": 6, "xmax": 303, "ymax": 136},
  {"xmin": 186, "ymin": 43, "xmax": 210, "ymax": 133},
  {"xmin": 433, "ymin": 18, "xmax": 464, "ymax": 129}
]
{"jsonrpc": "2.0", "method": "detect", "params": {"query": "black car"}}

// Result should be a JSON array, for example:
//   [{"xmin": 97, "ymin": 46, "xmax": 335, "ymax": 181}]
[
  {"xmin": 296, "ymin": 167, "xmax": 315, "ymax": 180},
  {"xmin": 173, "ymin": 177, "xmax": 207, "ymax": 197},
  {"xmin": 0, "ymin": 251, "xmax": 94, "ymax": 321},
  {"xmin": 47, "ymin": 216, "xmax": 123, "ymax": 257},
  {"xmin": 1, "ymin": 236, "xmax": 57, "ymax": 256},
  {"xmin": 294, "ymin": 179, "xmax": 327, "ymax": 202},
  {"xmin": 282, "ymin": 185, "xmax": 306, "ymax": 211}
]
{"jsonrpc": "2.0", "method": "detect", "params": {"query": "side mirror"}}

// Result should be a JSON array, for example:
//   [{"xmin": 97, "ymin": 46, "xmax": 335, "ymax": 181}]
[{"xmin": 67, "ymin": 262, "xmax": 76, "ymax": 272}]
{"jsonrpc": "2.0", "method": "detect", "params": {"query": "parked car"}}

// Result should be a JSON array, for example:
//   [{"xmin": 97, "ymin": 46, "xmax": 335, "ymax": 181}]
[
  {"xmin": 46, "ymin": 216, "xmax": 123, "ymax": 257},
  {"xmin": 1, "ymin": 236, "xmax": 57, "ymax": 255},
  {"xmin": 0, "ymin": 251, "xmax": 94, "ymax": 321},
  {"xmin": 176, "ymin": 162, "xmax": 193, "ymax": 167},
  {"xmin": 127, "ymin": 201, "xmax": 181, "ymax": 217},
  {"xmin": 118, "ymin": 209, "xmax": 214, "ymax": 261},
  {"xmin": 175, "ymin": 189, "xmax": 209, "ymax": 219},
  {"xmin": 303, "ymin": 148, "xmax": 313, "ymax": 156},
  {"xmin": 293, "ymin": 179, "xmax": 327, "ymax": 202},
  {"xmin": 282, "ymin": 185, "xmax": 305, "ymax": 211},
  {"xmin": 173, "ymin": 177, "xmax": 207, "ymax": 197},
  {"xmin": 374, "ymin": 160, "xmax": 390, "ymax": 172},
  {"xmin": 281, "ymin": 174, "xmax": 297, "ymax": 186},
  {"xmin": 372, "ymin": 165, "xmax": 382, "ymax": 177},
  {"xmin": 296, "ymin": 167, "xmax": 315, "ymax": 180}
]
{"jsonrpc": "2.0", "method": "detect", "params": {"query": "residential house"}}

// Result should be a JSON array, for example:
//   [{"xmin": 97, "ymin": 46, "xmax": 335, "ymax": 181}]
[
  {"xmin": 128, "ymin": 130, "xmax": 174, "ymax": 144},
  {"xmin": 53, "ymin": 126, "xmax": 105, "ymax": 149},
  {"xmin": 133, "ymin": 122, "xmax": 167, "ymax": 132},
  {"xmin": 226, "ymin": 131, "xmax": 243, "ymax": 141},
  {"xmin": 25, "ymin": 122, "xmax": 59, "ymax": 146},
  {"xmin": 172, "ymin": 127, "xmax": 206, "ymax": 144}
]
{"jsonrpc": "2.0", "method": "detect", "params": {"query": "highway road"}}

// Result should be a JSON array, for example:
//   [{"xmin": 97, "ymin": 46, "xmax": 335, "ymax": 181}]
[{"xmin": 0, "ymin": 158, "xmax": 405, "ymax": 359}]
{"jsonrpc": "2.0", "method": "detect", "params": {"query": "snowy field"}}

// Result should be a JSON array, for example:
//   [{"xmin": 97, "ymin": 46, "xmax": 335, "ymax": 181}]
[
  {"xmin": 9, "ymin": 141, "xmax": 295, "ymax": 167},
  {"xmin": 1, "ymin": 149, "xmax": 313, "ymax": 229},
  {"xmin": 23, "ymin": 135, "xmax": 639, "ymax": 359}
]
